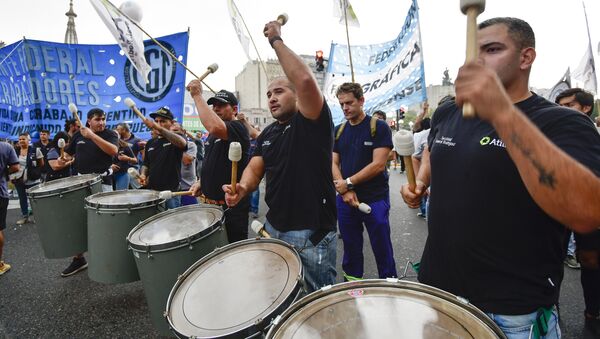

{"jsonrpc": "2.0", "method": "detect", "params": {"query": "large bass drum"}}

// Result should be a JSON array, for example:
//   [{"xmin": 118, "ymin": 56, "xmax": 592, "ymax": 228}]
[
  {"xmin": 166, "ymin": 238, "xmax": 304, "ymax": 338},
  {"xmin": 266, "ymin": 279, "xmax": 506, "ymax": 339}
]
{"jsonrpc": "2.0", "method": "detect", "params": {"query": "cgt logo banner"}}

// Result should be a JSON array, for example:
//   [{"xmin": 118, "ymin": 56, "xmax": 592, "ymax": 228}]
[
  {"xmin": 323, "ymin": 0, "xmax": 426, "ymax": 125},
  {"xmin": 0, "ymin": 32, "xmax": 189, "ymax": 141}
]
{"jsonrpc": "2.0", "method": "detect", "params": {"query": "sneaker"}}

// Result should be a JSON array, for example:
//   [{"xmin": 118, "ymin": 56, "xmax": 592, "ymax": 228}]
[
  {"xmin": 0, "ymin": 261, "xmax": 11, "ymax": 275},
  {"xmin": 61, "ymin": 257, "xmax": 88, "ymax": 277},
  {"xmin": 563, "ymin": 255, "xmax": 580, "ymax": 269},
  {"xmin": 16, "ymin": 217, "xmax": 28, "ymax": 225}
]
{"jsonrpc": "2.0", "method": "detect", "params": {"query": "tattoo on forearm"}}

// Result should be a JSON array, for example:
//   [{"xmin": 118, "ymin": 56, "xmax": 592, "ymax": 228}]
[{"xmin": 510, "ymin": 133, "xmax": 556, "ymax": 189}]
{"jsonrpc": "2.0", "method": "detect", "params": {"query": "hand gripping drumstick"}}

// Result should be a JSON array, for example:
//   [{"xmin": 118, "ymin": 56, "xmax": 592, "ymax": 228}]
[
  {"xmin": 158, "ymin": 190, "xmax": 194, "ymax": 200},
  {"xmin": 57, "ymin": 138, "xmax": 66, "ymax": 159},
  {"xmin": 67, "ymin": 103, "xmax": 83, "ymax": 129},
  {"xmin": 251, "ymin": 220, "xmax": 271, "ymax": 239},
  {"xmin": 124, "ymin": 97, "xmax": 147, "ymax": 121},
  {"xmin": 228, "ymin": 142, "xmax": 242, "ymax": 194},
  {"xmin": 460, "ymin": 0, "xmax": 486, "ymax": 118},
  {"xmin": 393, "ymin": 130, "xmax": 417, "ymax": 192}
]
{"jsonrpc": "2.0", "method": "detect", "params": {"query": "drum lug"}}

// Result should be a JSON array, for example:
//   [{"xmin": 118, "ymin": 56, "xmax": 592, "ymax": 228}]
[
  {"xmin": 254, "ymin": 317, "xmax": 263, "ymax": 326},
  {"xmin": 272, "ymin": 315, "xmax": 282, "ymax": 326},
  {"xmin": 187, "ymin": 236, "xmax": 193, "ymax": 250},
  {"xmin": 59, "ymin": 194, "xmax": 64, "ymax": 199},
  {"xmin": 146, "ymin": 248, "xmax": 152, "ymax": 259}
]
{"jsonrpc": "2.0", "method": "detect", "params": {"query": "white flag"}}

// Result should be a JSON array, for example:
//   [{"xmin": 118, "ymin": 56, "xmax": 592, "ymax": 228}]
[
  {"xmin": 333, "ymin": 0, "xmax": 360, "ymax": 28},
  {"xmin": 572, "ymin": 46, "xmax": 597, "ymax": 94},
  {"xmin": 547, "ymin": 68, "xmax": 571, "ymax": 103},
  {"xmin": 90, "ymin": 0, "xmax": 151, "ymax": 83},
  {"xmin": 227, "ymin": 0, "xmax": 251, "ymax": 60}
]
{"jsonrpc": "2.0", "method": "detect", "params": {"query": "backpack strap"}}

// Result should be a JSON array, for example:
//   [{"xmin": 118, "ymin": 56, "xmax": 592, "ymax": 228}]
[
  {"xmin": 370, "ymin": 116, "xmax": 377, "ymax": 138},
  {"xmin": 335, "ymin": 121, "xmax": 347, "ymax": 141}
]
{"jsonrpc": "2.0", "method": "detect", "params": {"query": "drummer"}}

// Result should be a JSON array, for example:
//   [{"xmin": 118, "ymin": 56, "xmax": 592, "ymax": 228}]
[{"xmin": 61, "ymin": 108, "xmax": 119, "ymax": 277}]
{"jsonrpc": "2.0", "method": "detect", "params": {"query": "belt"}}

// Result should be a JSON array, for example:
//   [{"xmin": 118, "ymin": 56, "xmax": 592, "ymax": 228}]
[{"xmin": 199, "ymin": 195, "xmax": 225, "ymax": 205}]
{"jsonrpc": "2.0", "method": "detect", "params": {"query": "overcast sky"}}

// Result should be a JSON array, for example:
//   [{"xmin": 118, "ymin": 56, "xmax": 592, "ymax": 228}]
[{"xmin": 1, "ymin": 0, "xmax": 598, "ymax": 93}]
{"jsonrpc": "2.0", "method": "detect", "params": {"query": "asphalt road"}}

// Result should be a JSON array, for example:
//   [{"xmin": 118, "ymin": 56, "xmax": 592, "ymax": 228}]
[{"xmin": 0, "ymin": 171, "xmax": 593, "ymax": 338}]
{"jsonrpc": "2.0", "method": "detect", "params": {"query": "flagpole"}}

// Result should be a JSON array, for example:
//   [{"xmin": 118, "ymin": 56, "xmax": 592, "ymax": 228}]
[
  {"xmin": 104, "ymin": 0, "xmax": 216, "ymax": 94},
  {"xmin": 0, "ymin": 38, "xmax": 25, "ymax": 68},
  {"xmin": 342, "ymin": 0, "xmax": 355, "ymax": 82},
  {"xmin": 231, "ymin": 0, "xmax": 269, "ymax": 81}
]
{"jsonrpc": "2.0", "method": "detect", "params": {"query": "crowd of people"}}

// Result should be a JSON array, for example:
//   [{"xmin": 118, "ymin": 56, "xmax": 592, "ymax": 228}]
[{"xmin": 0, "ymin": 16, "xmax": 599, "ymax": 338}]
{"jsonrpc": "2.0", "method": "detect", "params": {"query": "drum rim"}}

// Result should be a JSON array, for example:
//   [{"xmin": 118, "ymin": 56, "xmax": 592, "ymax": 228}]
[
  {"xmin": 165, "ymin": 238, "xmax": 304, "ymax": 338},
  {"xmin": 27, "ymin": 174, "xmax": 102, "ymax": 198},
  {"xmin": 126, "ymin": 204, "xmax": 224, "ymax": 252},
  {"xmin": 266, "ymin": 279, "xmax": 507, "ymax": 339},
  {"xmin": 85, "ymin": 189, "xmax": 164, "ymax": 210}
]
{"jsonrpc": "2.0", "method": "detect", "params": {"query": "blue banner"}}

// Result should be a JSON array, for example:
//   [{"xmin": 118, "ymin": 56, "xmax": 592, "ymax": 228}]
[
  {"xmin": 324, "ymin": 0, "xmax": 426, "ymax": 124},
  {"xmin": 0, "ymin": 32, "xmax": 189, "ymax": 141}
]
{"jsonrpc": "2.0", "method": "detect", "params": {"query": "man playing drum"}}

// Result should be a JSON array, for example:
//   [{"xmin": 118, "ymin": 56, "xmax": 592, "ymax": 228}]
[
  {"xmin": 62, "ymin": 108, "xmax": 119, "ymax": 277},
  {"xmin": 224, "ymin": 19, "xmax": 337, "ymax": 293},
  {"xmin": 400, "ymin": 17, "xmax": 600, "ymax": 337}
]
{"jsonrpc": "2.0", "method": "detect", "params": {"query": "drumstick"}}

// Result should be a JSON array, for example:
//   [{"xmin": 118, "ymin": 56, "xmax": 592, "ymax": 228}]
[
  {"xmin": 128, "ymin": 167, "xmax": 142, "ymax": 180},
  {"xmin": 251, "ymin": 220, "xmax": 271, "ymax": 238},
  {"xmin": 393, "ymin": 130, "xmax": 417, "ymax": 192},
  {"xmin": 158, "ymin": 190, "xmax": 194, "ymax": 200},
  {"xmin": 58, "ymin": 138, "xmax": 66, "ymax": 159},
  {"xmin": 68, "ymin": 103, "xmax": 83, "ymax": 129},
  {"xmin": 277, "ymin": 13, "xmax": 289, "ymax": 25},
  {"xmin": 124, "ymin": 97, "xmax": 147, "ymax": 121},
  {"xmin": 460, "ymin": 0, "xmax": 486, "ymax": 118},
  {"xmin": 228, "ymin": 142, "xmax": 242, "ymax": 194},
  {"xmin": 357, "ymin": 202, "xmax": 371, "ymax": 214}
]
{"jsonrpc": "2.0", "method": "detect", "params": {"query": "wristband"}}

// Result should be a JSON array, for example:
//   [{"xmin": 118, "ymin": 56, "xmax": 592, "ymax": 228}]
[{"xmin": 269, "ymin": 36, "xmax": 283, "ymax": 48}]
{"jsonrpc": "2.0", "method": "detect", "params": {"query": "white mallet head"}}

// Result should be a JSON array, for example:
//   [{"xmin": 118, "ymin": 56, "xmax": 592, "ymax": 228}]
[
  {"xmin": 68, "ymin": 103, "xmax": 78, "ymax": 115},
  {"xmin": 207, "ymin": 63, "xmax": 219, "ymax": 73},
  {"xmin": 119, "ymin": 1, "xmax": 143, "ymax": 23},
  {"xmin": 127, "ymin": 167, "xmax": 140, "ymax": 178},
  {"xmin": 57, "ymin": 138, "xmax": 65, "ymax": 148},
  {"xmin": 228, "ymin": 142, "xmax": 242, "ymax": 162},
  {"xmin": 358, "ymin": 202, "xmax": 372, "ymax": 214},
  {"xmin": 393, "ymin": 130, "xmax": 415, "ymax": 156},
  {"xmin": 277, "ymin": 13, "xmax": 289, "ymax": 25},
  {"xmin": 158, "ymin": 190, "xmax": 172, "ymax": 200},
  {"xmin": 460, "ymin": 0, "xmax": 485, "ymax": 15},
  {"xmin": 251, "ymin": 220, "xmax": 264, "ymax": 234},
  {"xmin": 124, "ymin": 97, "xmax": 136, "ymax": 108}
]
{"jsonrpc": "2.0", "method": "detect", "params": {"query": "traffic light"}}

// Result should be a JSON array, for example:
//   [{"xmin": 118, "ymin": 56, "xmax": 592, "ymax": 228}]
[
  {"xmin": 315, "ymin": 50, "xmax": 324, "ymax": 72},
  {"xmin": 397, "ymin": 108, "xmax": 405, "ymax": 119}
]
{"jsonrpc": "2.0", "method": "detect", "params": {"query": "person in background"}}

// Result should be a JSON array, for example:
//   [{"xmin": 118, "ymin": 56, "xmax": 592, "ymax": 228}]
[
  {"xmin": 0, "ymin": 141, "xmax": 19, "ymax": 275},
  {"xmin": 11, "ymin": 133, "xmax": 44, "ymax": 225}
]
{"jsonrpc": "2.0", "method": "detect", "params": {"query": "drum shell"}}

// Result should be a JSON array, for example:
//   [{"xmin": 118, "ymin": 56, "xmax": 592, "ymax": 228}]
[
  {"xmin": 27, "ymin": 175, "xmax": 102, "ymax": 259},
  {"xmin": 128, "ymin": 206, "xmax": 228, "ymax": 336},
  {"xmin": 86, "ymin": 191, "xmax": 165, "ymax": 284},
  {"xmin": 266, "ymin": 279, "xmax": 507, "ymax": 339}
]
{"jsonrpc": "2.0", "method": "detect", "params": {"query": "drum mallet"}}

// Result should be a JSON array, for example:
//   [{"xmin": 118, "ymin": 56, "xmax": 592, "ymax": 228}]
[
  {"xmin": 197, "ymin": 63, "xmax": 219, "ymax": 82},
  {"xmin": 57, "ymin": 138, "xmax": 66, "ymax": 159},
  {"xmin": 357, "ymin": 202, "xmax": 371, "ymax": 214},
  {"xmin": 251, "ymin": 220, "xmax": 271, "ymax": 239},
  {"xmin": 158, "ymin": 190, "xmax": 194, "ymax": 200},
  {"xmin": 460, "ymin": 0, "xmax": 486, "ymax": 118},
  {"xmin": 67, "ymin": 103, "xmax": 83, "ymax": 128},
  {"xmin": 124, "ymin": 97, "xmax": 148, "ymax": 121},
  {"xmin": 393, "ymin": 130, "xmax": 417, "ymax": 192},
  {"xmin": 228, "ymin": 142, "xmax": 242, "ymax": 194},
  {"xmin": 277, "ymin": 13, "xmax": 289, "ymax": 25}
]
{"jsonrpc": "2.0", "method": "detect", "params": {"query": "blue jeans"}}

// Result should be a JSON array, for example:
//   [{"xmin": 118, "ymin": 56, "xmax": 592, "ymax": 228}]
[
  {"xmin": 113, "ymin": 171, "xmax": 130, "ymax": 191},
  {"xmin": 250, "ymin": 188, "xmax": 260, "ymax": 214},
  {"xmin": 15, "ymin": 182, "xmax": 34, "ymax": 217},
  {"xmin": 486, "ymin": 308, "xmax": 561, "ymax": 339},
  {"xmin": 180, "ymin": 195, "xmax": 198, "ymax": 206},
  {"xmin": 165, "ymin": 196, "xmax": 181, "ymax": 209},
  {"xmin": 264, "ymin": 221, "xmax": 337, "ymax": 293}
]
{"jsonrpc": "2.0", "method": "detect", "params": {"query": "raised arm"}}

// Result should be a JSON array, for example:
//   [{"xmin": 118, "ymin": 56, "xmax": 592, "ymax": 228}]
[{"xmin": 186, "ymin": 80, "xmax": 228, "ymax": 140}]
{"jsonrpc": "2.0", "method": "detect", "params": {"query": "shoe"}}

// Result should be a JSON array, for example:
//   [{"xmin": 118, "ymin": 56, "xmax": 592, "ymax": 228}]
[
  {"xmin": 563, "ymin": 255, "xmax": 580, "ymax": 269},
  {"xmin": 16, "ymin": 217, "xmax": 28, "ymax": 225},
  {"xmin": 61, "ymin": 257, "xmax": 88, "ymax": 277},
  {"xmin": 585, "ymin": 314, "xmax": 600, "ymax": 336},
  {"xmin": 417, "ymin": 212, "xmax": 426, "ymax": 218},
  {"xmin": 0, "ymin": 261, "xmax": 11, "ymax": 275}
]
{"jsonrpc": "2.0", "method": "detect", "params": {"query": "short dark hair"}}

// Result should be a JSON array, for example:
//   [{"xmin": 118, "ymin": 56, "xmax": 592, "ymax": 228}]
[
  {"xmin": 40, "ymin": 129, "xmax": 50, "ymax": 134},
  {"xmin": 65, "ymin": 118, "xmax": 77, "ymax": 131},
  {"xmin": 555, "ymin": 88, "xmax": 594, "ymax": 115},
  {"xmin": 51, "ymin": 131, "xmax": 70, "ymax": 148},
  {"xmin": 87, "ymin": 108, "xmax": 105, "ymax": 119},
  {"xmin": 18, "ymin": 132, "xmax": 28, "ymax": 137},
  {"xmin": 372, "ymin": 110, "xmax": 387, "ymax": 120},
  {"xmin": 479, "ymin": 17, "xmax": 535, "ymax": 49},
  {"xmin": 336, "ymin": 82, "xmax": 364, "ymax": 100},
  {"xmin": 116, "ymin": 122, "xmax": 130, "ymax": 132}
]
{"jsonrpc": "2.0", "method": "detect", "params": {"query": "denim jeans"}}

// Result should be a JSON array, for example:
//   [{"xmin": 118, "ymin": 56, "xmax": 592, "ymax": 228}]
[
  {"xmin": 486, "ymin": 308, "xmax": 561, "ymax": 339},
  {"xmin": 180, "ymin": 195, "xmax": 198, "ymax": 206},
  {"xmin": 264, "ymin": 221, "xmax": 337, "ymax": 293},
  {"xmin": 113, "ymin": 171, "xmax": 130, "ymax": 191},
  {"xmin": 165, "ymin": 196, "xmax": 181, "ymax": 209},
  {"xmin": 250, "ymin": 188, "xmax": 260, "ymax": 214},
  {"xmin": 15, "ymin": 182, "xmax": 34, "ymax": 217}
]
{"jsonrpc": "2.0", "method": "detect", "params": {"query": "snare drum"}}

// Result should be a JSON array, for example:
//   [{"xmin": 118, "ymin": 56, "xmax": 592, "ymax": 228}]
[
  {"xmin": 166, "ymin": 238, "xmax": 304, "ymax": 339},
  {"xmin": 27, "ymin": 174, "xmax": 102, "ymax": 258},
  {"xmin": 85, "ymin": 190, "xmax": 165, "ymax": 284},
  {"xmin": 266, "ymin": 279, "xmax": 506, "ymax": 339},
  {"xmin": 127, "ymin": 204, "xmax": 228, "ymax": 336}
]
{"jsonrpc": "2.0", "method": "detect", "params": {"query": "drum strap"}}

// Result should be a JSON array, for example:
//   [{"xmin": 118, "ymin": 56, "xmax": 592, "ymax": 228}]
[{"xmin": 531, "ymin": 306, "xmax": 553, "ymax": 338}]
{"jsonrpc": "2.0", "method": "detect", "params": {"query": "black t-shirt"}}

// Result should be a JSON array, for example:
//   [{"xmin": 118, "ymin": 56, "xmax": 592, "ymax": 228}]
[
  {"xmin": 143, "ymin": 137, "xmax": 185, "ymax": 191},
  {"xmin": 33, "ymin": 141, "xmax": 51, "ymax": 174},
  {"xmin": 46, "ymin": 148, "xmax": 71, "ymax": 181},
  {"xmin": 419, "ymin": 93, "xmax": 600, "ymax": 315},
  {"xmin": 333, "ymin": 116, "xmax": 392, "ymax": 203},
  {"xmin": 200, "ymin": 120, "xmax": 250, "ymax": 200},
  {"xmin": 65, "ymin": 129, "xmax": 119, "ymax": 175},
  {"xmin": 113, "ymin": 144, "xmax": 135, "ymax": 174},
  {"xmin": 255, "ymin": 102, "xmax": 337, "ymax": 232}
]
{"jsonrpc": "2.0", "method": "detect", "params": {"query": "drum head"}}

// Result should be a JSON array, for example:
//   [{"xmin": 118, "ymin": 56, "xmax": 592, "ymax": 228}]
[
  {"xmin": 167, "ymin": 239, "xmax": 302, "ymax": 338},
  {"xmin": 27, "ymin": 174, "xmax": 100, "ymax": 197},
  {"xmin": 85, "ymin": 190, "xmax": 162, "ymax": 209},
  {"xmin": 127, "ymin": 205, "xmax": 223, "ymax": 251},
  {"xmin": 268, "ymin": 280, "xmax": 505, "ymax": 339}
]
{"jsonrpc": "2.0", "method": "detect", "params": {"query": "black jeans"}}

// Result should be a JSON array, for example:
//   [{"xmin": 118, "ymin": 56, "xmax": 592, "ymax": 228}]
[{"xmin": 223, "ymin": 196, "xmax": 250, "ymax": 243}]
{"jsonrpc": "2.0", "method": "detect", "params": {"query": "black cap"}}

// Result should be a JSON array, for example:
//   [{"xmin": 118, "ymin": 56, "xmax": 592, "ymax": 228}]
[
  {"xmin": 149, "ymin": 106, "xmax": 174, "ymax": 120},
  {"xmin": 207, "ymin": 90, "xmax": 238, "ymax": 106}
]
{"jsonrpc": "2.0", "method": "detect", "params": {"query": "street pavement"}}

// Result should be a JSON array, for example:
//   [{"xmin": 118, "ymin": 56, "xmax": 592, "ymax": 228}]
[{"xmin": 0, "ymin": 170, "xmax": 593, "ymax": 338}]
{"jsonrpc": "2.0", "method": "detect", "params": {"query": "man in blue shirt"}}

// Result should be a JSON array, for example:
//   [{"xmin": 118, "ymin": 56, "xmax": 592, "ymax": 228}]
[{"xmin": 0, "ymin": 141, "xmax": 20, "ymax": 275}]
